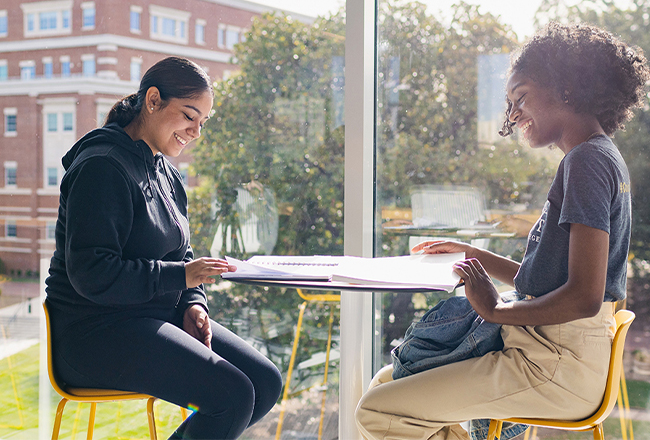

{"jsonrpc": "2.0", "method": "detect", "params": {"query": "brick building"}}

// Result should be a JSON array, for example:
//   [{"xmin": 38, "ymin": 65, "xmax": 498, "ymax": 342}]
[{"xmin": 0, "ymin": 0, "xmax": 311, "ymax": 275}]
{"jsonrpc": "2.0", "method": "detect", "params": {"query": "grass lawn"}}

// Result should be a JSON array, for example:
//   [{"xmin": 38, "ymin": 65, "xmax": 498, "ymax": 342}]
[
  {"xmin": 4, "ymin": 343, "xmax": 650, "ymax": 440},
  {"xmin": 0, "ymin": 344, "xmax": 186, "ymax": 439}
]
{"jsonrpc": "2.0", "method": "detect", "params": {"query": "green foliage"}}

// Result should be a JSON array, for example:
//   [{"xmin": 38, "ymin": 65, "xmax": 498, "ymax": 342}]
[
  {"xmin": 375, "ymin": 1, "xmax": 556, "ymax": 208},
  {"xmin": 193, "ymin": 11, "xmax": 346, "ymax": 259}
]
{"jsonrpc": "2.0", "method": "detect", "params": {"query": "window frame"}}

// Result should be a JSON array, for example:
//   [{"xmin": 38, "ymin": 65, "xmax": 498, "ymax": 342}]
[
  {"xmin": 4, "ymin": 108, "xmax": 17, "ymax": 137},
  {"xmin": 4, "ymin": 161, "xmax": 17, "ymax": 187},
  {"xmin": 130, "ymin": 57, "xmax": 142, "ymax": 82},
  {"xmin": 20, "ymin": 60, "xmax": 36, "ymax": 80},
  {"xmin": 21, "ymin": 0, "xmax": 73, "ymax": 38},
  {"xmin": 130, "ymin": 6, "xmax": 142, "ymax": 33},
  {"xmin": 5, "ymin": 219, "xmax": 17, "ymax": 238},
  {"xmin": 81, "ymin": 2, "xmax": 95, "ymax": 30},
  {"xmin": 46, "ymin": 221, "xmax": 56, "ymax": 240},
  {"xmin": 46, "ymin": 167, "xmax": 58, "ymax": 187},
  {"xmin": 0, "ymin": 60, "xmax": 7, "ymax": 81},
  {"xmin": 0, "ymin": 10, "xmax": 7, "ymax": 37},
  {"xmin": 43, "ymin": 57, "xmax": 53, "ymax": 78},
  {"xmin": 148, "ymin": 5, "xmax": 190, "ymax": 44},
  {"xmin": 217, "ymin": 24, "xmax": 243, "ymax": 50},
  {"xmin": 46, "ymin": 113, "xmax": 57, "ymax": 132},
  {"xmin": 195, "ymin": 19, "xmax": 206, "ymax": 45},
  {"xmin": 81, "ymin": 54, "xmax": 95, "ymax": 77}
]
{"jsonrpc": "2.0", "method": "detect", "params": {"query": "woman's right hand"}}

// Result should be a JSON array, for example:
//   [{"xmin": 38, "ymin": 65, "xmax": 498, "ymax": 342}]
[
  {"xmin": 185, "ymin": 257, "xmax": 236, "ymax": 289},
  {"xmin": 410, "ymin": 240, "xmax": 477, "ymax": 259}
]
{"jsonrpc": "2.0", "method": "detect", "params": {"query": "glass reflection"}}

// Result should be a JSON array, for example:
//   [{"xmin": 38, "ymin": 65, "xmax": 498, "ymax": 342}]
[{"xmin": 374, "ymin": 1, "xmax": 650, "ymax": 438}]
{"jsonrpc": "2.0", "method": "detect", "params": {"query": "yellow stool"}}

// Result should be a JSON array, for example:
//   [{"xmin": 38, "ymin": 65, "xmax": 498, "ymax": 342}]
[
  {"xmin": 487, "ymin": 309, "xmax": 635, "ymax": 440},
  {"xmin": 43, "ymin": 300, "xmax": 188, "ymax": 440},
  {"xmin": 275, "ymin": 288, "xmax": 340, "ymax": 440}
]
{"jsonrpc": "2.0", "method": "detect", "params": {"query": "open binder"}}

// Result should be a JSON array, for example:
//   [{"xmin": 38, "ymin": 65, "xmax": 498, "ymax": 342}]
[{"xmin": 221, "ymin": 252, "xmax": 464, "ymax": 292}]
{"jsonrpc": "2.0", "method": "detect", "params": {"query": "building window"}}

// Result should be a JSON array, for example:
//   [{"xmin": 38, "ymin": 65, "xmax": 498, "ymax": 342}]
[
  {"xmin": 226, "ymin": 29, "xmax": 240, "ymax": 49},
  {"xmin": 0, "ymin": 10, "xmax": 7, "ymax": 37},
  {"xmin": 0, "ymin": 61, "xmax": 7, "ymax": 81},
  {"xmin": 5, "ymin": 162, "xmax": 17, "ymax": 186},
  {"xmin": 130, "ymin": 6, "xmax": 141, "ymax": 33},
  {"xmin": 47, "ymin": 167, "xmax": 58, "ymax": 187},
  {"xmin": 63, "ymin": 112, "xmax": 73, "ymax": 131},
  {"xmin": 81, "ymin": 2, "xmax": 95, "ymax": 29},
  {"xmin": 5, "ymin": 114, "xmax": 16, "ymax": 134},
  {"xmin": 61, "ymin": 57, "xmax": 71, "ymax": 77},
  {"xmin": 149, "ymin": 5, "xmax": 189, "ymax": 44},
  {"xmin": 82, "ymin": 56, "xmax": 95, "ymax": 77},
  {"xmin": 4, "ymin": 109, "xmax": 17, "ymax": 136},
  {"xmin": 130, "ymin": 58, "xmax": 141, "ymax": 82},
  {"xmin": 21, "ymin": 1, "xmax": 73, "ymax": 37},
  {"xmin": 40, "ymin": 11, "xmax": 57, "ymax": 30},
  {"xmin": 43, "ymin": 58, "xmax": 53, "ymax": 78},
  {"xmin": 195, "ymin": 20, "xmax": 205, "ymax": 45},
  {"xmin": 218, "ymin": 25, "xmax": 243, "ymax": 50},
  {"xmin": 47, "ymin": 113, "xmax": 57, "ymax": 132},
  {"xmin": 62, "ymin": 9, "xmax": 70, "ymax": 29},
  {"xmin": 20, "ymin": 61, "xmax": 36, "ymax": 80},
  {"xmin": 46, "ymin": 221, "xmax": 56, "ymax": 240},
  {"xmin": 6, "ymin": 220, "xmax": 17, "ymax": 238}
]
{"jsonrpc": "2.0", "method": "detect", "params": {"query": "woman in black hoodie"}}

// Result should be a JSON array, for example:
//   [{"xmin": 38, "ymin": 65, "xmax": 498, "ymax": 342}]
[{"xmin": 45, "ymin": 56, "xmax": 282, "ymax": 440}]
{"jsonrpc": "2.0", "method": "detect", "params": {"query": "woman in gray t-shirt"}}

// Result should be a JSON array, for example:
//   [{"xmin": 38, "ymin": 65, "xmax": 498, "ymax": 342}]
[{"xmin": 356, "ymin": 22, "xmax": 650, "ymax": 440}]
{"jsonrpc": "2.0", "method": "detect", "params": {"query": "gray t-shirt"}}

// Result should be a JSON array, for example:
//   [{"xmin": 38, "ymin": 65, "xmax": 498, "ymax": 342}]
[{"xmin": 514, "ymin": 135, "xmax": 631, "ymax": 302}]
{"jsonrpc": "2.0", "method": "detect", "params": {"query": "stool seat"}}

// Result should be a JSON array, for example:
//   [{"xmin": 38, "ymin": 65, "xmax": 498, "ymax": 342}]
[
  {"xmin": 487, "ymin": 309, "xmax": 635, "ymax": 440},
  {"xmin": 43, "ymin": 300, "xmax": 188, "ymax": 440}
]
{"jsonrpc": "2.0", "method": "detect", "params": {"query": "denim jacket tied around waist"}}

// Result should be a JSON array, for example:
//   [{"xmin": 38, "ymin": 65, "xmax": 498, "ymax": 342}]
[{"xmin": 391, "ymin": 291, "xmax": 528, "ymax": 440}]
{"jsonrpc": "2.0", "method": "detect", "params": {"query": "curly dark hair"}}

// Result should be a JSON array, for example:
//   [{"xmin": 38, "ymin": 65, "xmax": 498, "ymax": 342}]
[{"xmin": 499, "ymin": 22, "xmax": 650, "ymax": 137}]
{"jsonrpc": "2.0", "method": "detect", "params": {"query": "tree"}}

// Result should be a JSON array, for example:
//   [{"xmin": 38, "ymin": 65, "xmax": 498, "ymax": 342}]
[{"xmin": 191, "ymin": 12, "xmax": 346, "ymax": 259}]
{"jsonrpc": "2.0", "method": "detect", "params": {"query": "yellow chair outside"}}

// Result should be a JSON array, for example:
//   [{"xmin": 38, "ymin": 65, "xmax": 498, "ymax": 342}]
[
  {"xmin": 275, "ymin": 288, "xmax": 340, "ymax": 440},
  {"xmin": 43, "ymin": 300, "xmax": 189, "ymax": 440},
  {"xmin": 487, "ymin": 309, "xmax": 635, "ymax": 440}
]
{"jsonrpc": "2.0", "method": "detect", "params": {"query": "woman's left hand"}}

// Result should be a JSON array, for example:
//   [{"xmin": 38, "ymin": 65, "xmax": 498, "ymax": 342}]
[
  {"xmin": 453, "ymin": 258, "xmax": 501, "ymax": 321},
  {"xmin": 183, "ymin": 304, "xmax": 212, "ymax": 349}
]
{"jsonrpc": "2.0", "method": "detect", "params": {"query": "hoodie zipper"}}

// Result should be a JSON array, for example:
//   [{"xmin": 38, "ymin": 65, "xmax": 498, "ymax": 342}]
[{"xmin": 153, "ymin": 155, "xmax": 185, "ymax": 252}]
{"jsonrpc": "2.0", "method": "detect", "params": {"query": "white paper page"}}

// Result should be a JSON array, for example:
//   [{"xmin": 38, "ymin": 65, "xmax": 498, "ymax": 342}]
[
  {"xmin": 222, "ymin": 256, "xmax": 334, "ymax": 281},
  {"xmin": 331, "ymin": 252, "xmax": 464, "ymax": 290}
]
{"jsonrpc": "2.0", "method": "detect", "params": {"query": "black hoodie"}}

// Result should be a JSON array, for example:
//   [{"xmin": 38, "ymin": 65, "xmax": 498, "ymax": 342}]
[{"xmin": 45, "ymin": 123, "xmax": 208, "ymax": 317}]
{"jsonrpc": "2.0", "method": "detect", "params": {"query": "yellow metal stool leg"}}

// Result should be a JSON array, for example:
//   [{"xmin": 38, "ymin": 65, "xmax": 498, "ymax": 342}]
[
  {"xmin": 316, "ymin": 305, "xmax": 335, "ymax": 440},
  {"xmin": 86, "ymin": 402, "xmax": 97, "ymax": 440},
  {"xmin": 618, "ymin": 368, "xmax": 633, "ymax": 440},
  {"xmin": 275, "ymin": 301, "xmax": 308, "ymax": 440},
  {"xmin": 147, "ymin": 397, "xmax": 158, "ymax": 440},
  {"xmin": 52, "ymin": 398, "xmax": 69, "ymax": 440},
  {"xmin": 487, "ymin": 419, "xmax": 503, "ymax": 440}
]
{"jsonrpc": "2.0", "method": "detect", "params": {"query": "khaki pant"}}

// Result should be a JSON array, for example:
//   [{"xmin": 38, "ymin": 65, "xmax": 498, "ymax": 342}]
[{"xmin": 355, "ymin": 303, "xmax": 615, "ymax": 440}]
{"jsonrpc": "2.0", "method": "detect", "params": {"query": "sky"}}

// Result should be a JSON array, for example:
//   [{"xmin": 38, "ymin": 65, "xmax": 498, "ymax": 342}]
[{"xmin": 252, "ymin": 0, "xmax": 542, "ymax": 40}]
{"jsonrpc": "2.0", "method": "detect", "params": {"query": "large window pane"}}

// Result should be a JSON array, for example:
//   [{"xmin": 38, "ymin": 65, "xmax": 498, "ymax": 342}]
[
  {"xmin": 188, "ymin": 8, "xmax": 346, "ymax": 439},
  {"xmin": 373, "ymin": 0, "xmax": 650, "ymax": 436}
]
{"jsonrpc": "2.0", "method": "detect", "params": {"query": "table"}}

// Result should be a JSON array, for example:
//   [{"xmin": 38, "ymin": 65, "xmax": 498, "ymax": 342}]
[
  {"xmin": 382, "ymin": 224, "xmax": 517, "ymax": 239},
  {"xmin": 228, "ymin": 278, "xmax": 449, "ymax": 440},
  {"xmin": 231, "ymin": 278, "xmax": 452, "ymax": 293}
]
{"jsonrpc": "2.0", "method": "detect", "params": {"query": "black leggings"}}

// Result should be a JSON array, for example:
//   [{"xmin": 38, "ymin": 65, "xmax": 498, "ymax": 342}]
[{"xmin": 50, "ymin": 308, "xmax": 282, "ymax": 439}]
